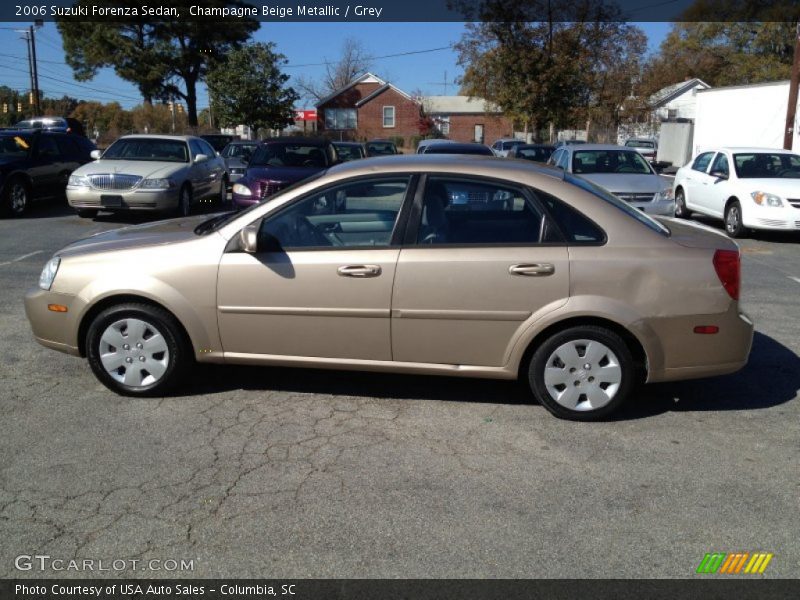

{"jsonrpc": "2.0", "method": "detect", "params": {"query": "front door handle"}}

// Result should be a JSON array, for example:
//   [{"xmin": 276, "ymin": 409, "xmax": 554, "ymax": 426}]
[
  {"xmin": 509, "ymin": 263, "xmax": 555, "ymax": 277},
  {"xmin": 337, "ymin": 264, "xmax": 382, "ymax": 278}
]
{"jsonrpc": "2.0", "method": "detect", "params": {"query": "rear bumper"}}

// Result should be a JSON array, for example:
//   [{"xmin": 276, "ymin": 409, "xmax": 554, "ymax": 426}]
[{"xmin": 646, "ymin": 308, "xmax": 754, "ymax": 383}]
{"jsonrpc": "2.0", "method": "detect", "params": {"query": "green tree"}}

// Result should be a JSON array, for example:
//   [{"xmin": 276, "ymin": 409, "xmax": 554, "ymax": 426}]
[
  {"xmin": 641, "ymin": 1, "xmax": 800, "ymax": 94},
  {"xmin": 57, "ymin": 1, "xmax": 258, "ymax": 126},
  {"xmin": 206, "ymin": 42, "xmax": 299, "ymax": 137},
  {"xmin": 452, "ymin": 0, "xmax": 646, "ymax": 139}
]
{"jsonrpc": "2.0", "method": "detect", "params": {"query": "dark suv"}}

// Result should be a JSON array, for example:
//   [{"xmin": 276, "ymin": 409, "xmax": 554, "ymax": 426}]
[
  {"xmin": 0, "ymin": 129, "xmax": 95, "ymax": 217},
  {"xmin": 232, "ymin": 138, "xmax": 337, "ymax": 208}
]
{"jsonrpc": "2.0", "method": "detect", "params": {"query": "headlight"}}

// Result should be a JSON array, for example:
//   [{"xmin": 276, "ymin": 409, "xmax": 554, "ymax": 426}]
[
  {"xmin": 654, "ymin": 187, "xmax": 674, "ymax": 202},
  {"xmin": 233, "ymin": 183, "xmax": 252, "ymax": 196},
  {"xmin": 68, "ymin": 174, "xmax": 90, "ymax": 187},
  {"xmin": 751, "ymin": 191, "xmax": 783, "ymax": 207},
  {"xmin": 38, "ymin": 256, "xmax": 60, "ymax": 291},
  {"xmin": 139, "ymin": 178, "xmax": 174, "ymax": 190}
]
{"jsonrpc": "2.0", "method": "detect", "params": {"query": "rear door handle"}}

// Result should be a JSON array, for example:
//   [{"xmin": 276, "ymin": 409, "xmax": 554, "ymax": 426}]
[
  {"xmin": 509, "ymin": 263, "xmax": 555, "ymax": 277},
  {"xmin": 337, "ymin": 264, "xmax": 382, "ymax": 278}
]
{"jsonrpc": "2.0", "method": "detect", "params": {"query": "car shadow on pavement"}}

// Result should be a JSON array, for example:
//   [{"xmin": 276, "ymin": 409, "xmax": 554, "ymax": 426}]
[
  {"xmin": 178, "ymin": 332, "xmax": 796, "ymax": 419},
  {"xmin": 181, "ymin": 363, "xmax": 532, "ymax": 406},
  {"xmin": 614, "ymin": 331, "xmax": 799, "ymax": 420},
  {"xmin": 11, "ymin": 201, "xmax": 75, "ymax": 219}
]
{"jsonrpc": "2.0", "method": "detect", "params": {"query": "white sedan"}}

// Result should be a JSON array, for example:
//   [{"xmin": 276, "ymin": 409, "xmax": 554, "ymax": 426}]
[{"xmin": 672, "ymin": 147, "xmax": 800, "ymax": 237}]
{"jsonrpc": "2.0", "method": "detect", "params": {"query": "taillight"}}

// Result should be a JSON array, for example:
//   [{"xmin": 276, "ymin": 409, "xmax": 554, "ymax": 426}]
[{"xmin": 713, "ymin": 249, "xmax": 740, "ymax": 300}]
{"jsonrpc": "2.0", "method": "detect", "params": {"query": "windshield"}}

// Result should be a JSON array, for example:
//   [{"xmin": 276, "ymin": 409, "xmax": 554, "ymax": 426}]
[
  {"xmin": 516, "ymin": 147, "xmax": 554, "ymax": 161},
  {"xmin": 195, "ymin": 170, "xmax": 328, "ymax": 235},
  {"xmin": 573, "ymin": 150, "xmax": 653, "ymax": 175},
  {"xmin": 625, "ymin": 140, "xmax": 655, "ymax": 149},
  {"xmin": 426, "ymin": 145, "xmax": 493, "ymax": 155},
  {"xmin": 335, "ymin": 144, "xmax": 364, "ymax": 161},
  {"xmin": 15, "ymin": 118, "xmax": 66, "ymax": 129},
  {"xmin": 366, "ymin": 142, "xmax": 396, "ymax": 155},
  {"xmin": 567, "ymin": 174, "xmax": 670, "ymax": 237},
  {"xmin": 733, "ymin": 152, "xmax": 800, "ymax": 179},
  {"xmin": 222, "ymin": 143, "xmax": 258, "ymax": 160},
  {"xmin": 0, "ymin": 135, "xmax": 32, "ymax": 158},
  {"xmin": 102, "ymin": 138, "xmax": 189, "ymax": 162},
  {"xmin": 250, "ymin": 143, "xmax": 328, "ymax": 168}
]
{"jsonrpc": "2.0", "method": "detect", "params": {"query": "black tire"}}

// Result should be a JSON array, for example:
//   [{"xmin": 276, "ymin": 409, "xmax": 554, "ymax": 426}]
[
  {"xmin": 724, "ymin": 199, "xmax": 745, "ymax": 238},
  {"xmin": 1, "ymin": 176, "xmax": 30, "ymax": 217},
  {"xmin": 674, "ymin": 187, "xmax": 688, "ymax": 219},
  {"xmin": 527, "ymin": 325, "xmax": 635, "ymax": 421},
  {"xmin": 76, "ymin": 208, "xmax": 98, "ymax": 219},
  {"xmin": 178, "ymin": 184, "xmax": 193, "ymax": 217},
  {"xmin": 218, "ymin": 176, "xmax": 228, "ymax": 205},
  {"xmin": 86, "ymin": 303, "xmax": 192, "ymax": 396}
]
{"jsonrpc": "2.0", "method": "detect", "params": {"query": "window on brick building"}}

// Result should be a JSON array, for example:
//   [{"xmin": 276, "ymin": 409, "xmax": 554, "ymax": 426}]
[
  {"xmin": 325, "ymin": 108, "xmax": 357, "ymax": 130},
  {"xmin": 383, "ymin": 106, "xmax": 395, "ymax": 128}
]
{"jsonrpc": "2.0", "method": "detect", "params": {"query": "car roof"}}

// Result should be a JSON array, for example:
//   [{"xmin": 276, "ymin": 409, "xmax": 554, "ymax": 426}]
[
  {"xmin": 333, "ymin": 141, "xmax": 363, "ymax": 146},
  {"xmin": 259, "ymin": 137, "xmax": 331, "ymax": 145},
  {"xmin": 325, "ymin": 153, "xmax": 564, "ymax": 179},
  {"xmin": 118, "ymin": 134, "xmax": 197, "ymax": 141},
  {"xmin": 626, "ymin": 138, "xmax": 657, "ymax": 142},
  {"xmin": 226, "ymin": 139, "xmax": 257, "ymax": 144},
  {"xmin": 515, "ymin": 143, "xmax": 555, "ymax": 148},
  {"xmin": 567, "ymin": 144, "xmax": 640, "ymax": 151},
  {"xmin": 714, "ymin": 147, "xmax": 798, "ymax": 154}
]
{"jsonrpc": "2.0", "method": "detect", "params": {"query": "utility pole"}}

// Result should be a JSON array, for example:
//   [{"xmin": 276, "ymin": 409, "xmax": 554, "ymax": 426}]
[
  {"xmin": 784, "ymin": 22, "xmax": 800, "ymax": 150},
  {"xmin": 427, "ymin": 71, "xmax": 450, "ymax": 95},
  {"xmin": 29, "ymin": 25, "xmax": 40, "ymax": 114}
]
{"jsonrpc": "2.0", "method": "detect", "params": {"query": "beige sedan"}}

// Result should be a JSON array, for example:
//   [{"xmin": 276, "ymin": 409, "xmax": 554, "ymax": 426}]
[{"xmin": 25, "ymin": 155, "xmax": 753, "ymax": 420}]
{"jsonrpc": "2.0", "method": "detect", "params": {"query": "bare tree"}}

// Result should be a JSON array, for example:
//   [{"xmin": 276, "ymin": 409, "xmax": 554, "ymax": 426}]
[{"xmin": 296, "ymin": 38, "xmax": 373, "ymax": 102}]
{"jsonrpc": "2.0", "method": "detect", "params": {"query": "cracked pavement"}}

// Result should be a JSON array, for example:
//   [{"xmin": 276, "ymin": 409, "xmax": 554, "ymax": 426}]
[{"xmin": 1, "ymin": 205, "xmax": 798, "ymax": 578}]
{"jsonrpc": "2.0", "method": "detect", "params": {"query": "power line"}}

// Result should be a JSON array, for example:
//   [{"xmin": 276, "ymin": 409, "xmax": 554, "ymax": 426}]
[
  {"xmin": 284, "ymin": 45, "xmax": 454, "ymax": 68},
  {"xmin": 0, "ymin": 63, "xmax": 143, "ymax": 102}
]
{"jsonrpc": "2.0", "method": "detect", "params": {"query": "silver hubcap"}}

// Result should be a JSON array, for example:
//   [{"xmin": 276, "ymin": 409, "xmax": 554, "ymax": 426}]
[
  {"xmin": 11, "ymin": 184, "xmax": 26, "ymax": 213},
  {"xmin": 543, "ymin": 339, "xmax": 622, "ymax": 411},
  {"xmin": 98, "ymin": 318, "xmax": 169, "ymax": 388},
  {"xmin": 726, "ymin": 206, "xmax": 739, "ymax": 232},
  {"xmin": 676, "ymin": 192, "xmax": 685, "ymax": 213}
]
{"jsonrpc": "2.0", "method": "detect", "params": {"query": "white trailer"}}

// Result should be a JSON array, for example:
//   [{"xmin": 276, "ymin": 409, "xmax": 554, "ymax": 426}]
[{"xmin": 693, "ymin": 81, "xmax": 799, "ymax": 159}]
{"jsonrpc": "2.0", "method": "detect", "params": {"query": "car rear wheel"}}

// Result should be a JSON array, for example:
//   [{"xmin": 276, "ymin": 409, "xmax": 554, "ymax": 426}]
[
  {"xmin": 86, "ymin": 303, "xmax": 191, "ymax": 396},
  {"xmin": 76, "ymin": 208, "xmax": 98, "ymax": 219},
  {"xmin": 674, "ymin": 188, "xmax": 688, "ymax": 218},
  {"xmin": 724, "ymin": 200, "xmax": 745, "ymax": 238},
  {"xmin": 1, "ymin": 177, "xmax": 30, "ymax": 217},
  {"xmin": 528, "ymin": 326, "xmax": 635, "ymax": 421},
  {"xmin": 178, "ymin": 184, "xmax": 193, "ymax": 217}
]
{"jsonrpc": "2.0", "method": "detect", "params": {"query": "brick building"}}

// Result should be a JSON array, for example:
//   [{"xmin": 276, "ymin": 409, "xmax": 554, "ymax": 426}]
[{"xmin": 316, "ymin": 72, "xmax": 513, "ymax": 146}]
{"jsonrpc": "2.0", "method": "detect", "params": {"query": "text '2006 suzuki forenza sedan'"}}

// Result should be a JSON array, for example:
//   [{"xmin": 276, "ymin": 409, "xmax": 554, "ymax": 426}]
[{"xmin": 25, "ymin": 155, "xmax": 753, "ymax": 420}]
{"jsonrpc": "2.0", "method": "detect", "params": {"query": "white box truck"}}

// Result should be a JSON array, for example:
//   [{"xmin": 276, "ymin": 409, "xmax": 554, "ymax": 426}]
[{"xmin": 693, "ymin": 81, "xmax": 800, "ymax": 158}]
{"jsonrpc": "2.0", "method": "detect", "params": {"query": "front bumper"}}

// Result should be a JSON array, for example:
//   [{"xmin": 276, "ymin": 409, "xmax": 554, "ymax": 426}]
[
  {"xmin": 742, "ymin": 205, "xmax": 800, "ymax": 231},
  {"xmin": 67, "ymin": 186, "xmax": 180, "ymax": 212},
  {"xmin": 630, "ymin": 198, "xmax": 675, "ymax": 216},
  {"xmin": 24, "ymin": 287, "xmax": 82, "ymax": 356}
]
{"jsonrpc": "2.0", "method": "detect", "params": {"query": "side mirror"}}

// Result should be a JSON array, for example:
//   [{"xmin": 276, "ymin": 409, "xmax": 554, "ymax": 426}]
[
  {"xmin": 238, "ymin": 222, "xmax": 259, "ymax": 253},
  {"xmin": 710, "ymin": 170, "xmax": 728, "ymax": 180},
  {"xmin": 90, "ymin": 149, "xmax": 102, "ymax": 160},
  {"xmin": 194, "ymin": 153, "xmax": 208, "ymax": 163}
]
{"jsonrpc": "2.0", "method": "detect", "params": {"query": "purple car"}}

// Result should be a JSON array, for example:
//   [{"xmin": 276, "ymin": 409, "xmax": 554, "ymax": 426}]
[{"xmin": 231, "ymin": 138, "xmax": 337, "ymax": 208}]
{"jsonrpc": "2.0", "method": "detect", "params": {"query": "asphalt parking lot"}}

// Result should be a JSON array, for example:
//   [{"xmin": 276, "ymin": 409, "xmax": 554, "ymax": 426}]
[{"xmin": 1, "ymin": 201, "xmax": 798, "ymax": 579}]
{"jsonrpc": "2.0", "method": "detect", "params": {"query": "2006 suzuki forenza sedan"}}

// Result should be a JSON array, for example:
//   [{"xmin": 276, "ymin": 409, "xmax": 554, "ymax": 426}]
[{"xmin": 25, "ymin": 155, "xmax": 753, "ymax": 420}]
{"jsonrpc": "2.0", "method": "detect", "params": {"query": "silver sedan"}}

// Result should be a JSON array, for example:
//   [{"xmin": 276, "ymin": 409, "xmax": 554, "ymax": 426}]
[{"xmin": 67, "ymin": 134, "xmax": 228, "ymax": 218}]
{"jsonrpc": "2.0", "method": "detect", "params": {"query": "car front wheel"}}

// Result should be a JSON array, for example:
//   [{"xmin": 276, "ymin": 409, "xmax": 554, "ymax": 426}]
[
  {"xmin": 178, "ymin": 184, "xmax": 193, "ymax": 217},
  {"xmin": 86, "ymin": 303, "xmax": 191, "ymax": 396},
  {"xmin": 674, "ymin": 188, "xmax": 688, "ymax": 218},
  {"xmin": 724, "ymin": 200, "xmax": 746, "ymax": 238},
  {"xmin": 528, "ymin": 326, "xmax": 635, "ymax": 421},
  {"xmin": 1, "ymin": 177, "xmax": 29, "ymax": 217}
]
